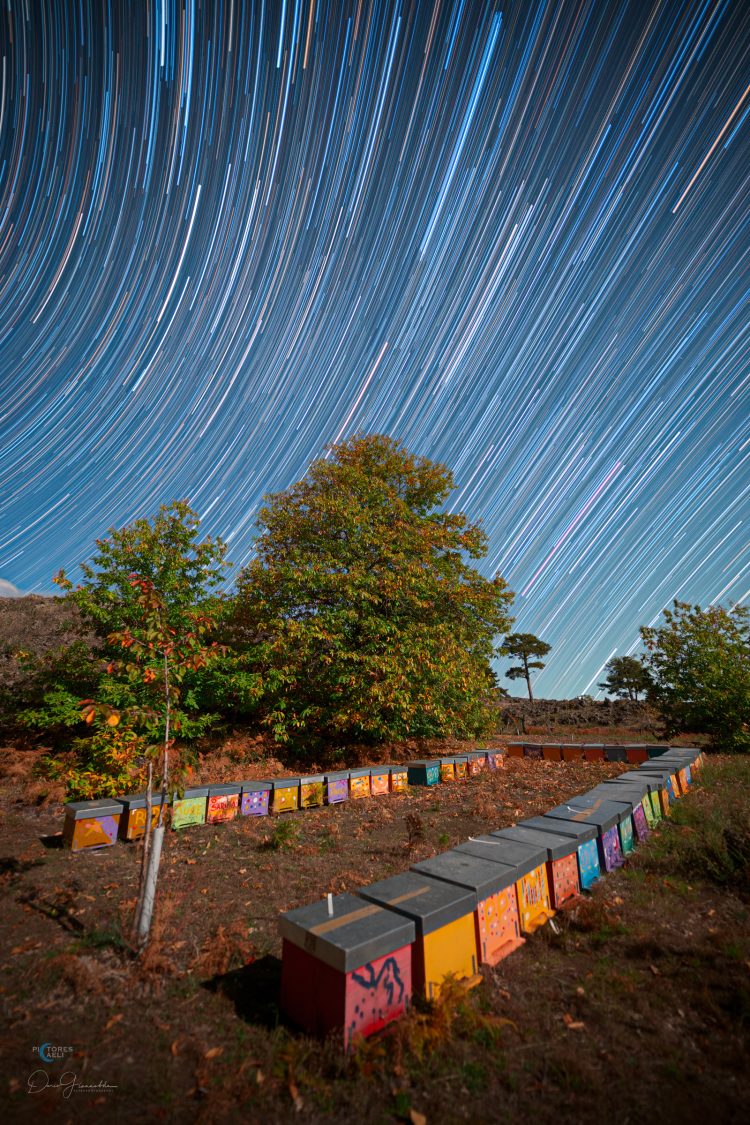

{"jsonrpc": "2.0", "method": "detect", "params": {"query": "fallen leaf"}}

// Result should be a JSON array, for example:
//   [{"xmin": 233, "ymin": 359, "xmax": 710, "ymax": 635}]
[
  {"xmin": 649, "ymin": 964, "xmax": 660, "ymax": 976},
  {"xmin": 170, "ymin": 1040, "xmax": 180, "ymax": 1057},
  {"xmin": 255, "ymin": 1068, "xmax": 264, "ymax": 1085},
  {"xmin": 204, "ymin": 1046, "xmax": 223, "ymax": 1059},
  {"xmin": 105, "ymin": 1014, "xmax": 123, "ymax": 1031},
  {"xmin": 410, "ymin": 1110, "xmax": 427, "ymax": 1125},
  {"xmin": 289, "ymin": 1081, "xmax": 303, "ymax": 1111}
]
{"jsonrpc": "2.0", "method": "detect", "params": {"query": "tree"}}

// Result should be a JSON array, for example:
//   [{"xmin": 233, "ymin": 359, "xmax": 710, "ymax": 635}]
[
  {"xmin": 640, "ymin": 600, "xmax": 750, "ymax": 752},
  {"xmin": 598, "ymin": 655, "xmax": 652, "ymax": 701},
  {"xmin": 54, "ymin": 501, "xmax": 229, "ymax": 945},
  {"xmin": 498, "ymin": 632, "xmax": 550, "ymax": 700},
  {"xmin": 233, "ymin": 434, "xmax": 514, "ymax": 747}
]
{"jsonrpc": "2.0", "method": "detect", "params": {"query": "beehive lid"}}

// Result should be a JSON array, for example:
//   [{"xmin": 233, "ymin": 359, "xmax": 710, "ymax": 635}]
[
  {"xmin": 117, "ymin": 792, "xmax": 169, "ymax": 810},
  {"xmin": 386, "ymin": 764, "xmax": 407, "ymax": 773},
  {"xmin": 544, "ymin": 800, "xmax": 622, "ymax": 833},
  {"xmin": 325, "ymin": 771, "xmax": 350, "ymax": 781},
  {"xmin": 65, "ymin": 798, "xmax": 124, "ymax": 820},
  {"xmin": 454, "ymin": 835, "xmax": 547, "ymax": 879},
  {"xmin": 409, "ymin": 760, "xmax": 441, "ymax": 768},
  {"xmin": 272, "ymin": 777, "xmax": 301, "ymax": 789},
  {"xmin": 581, "ymin": 786, "xmax": 641, "ymax": 813},
  {"xmin": 370, "ymin": 766, "xmax": 389, "ymax": 776},
  {"xmin": 349, "ymin": 768, "xmax": 372, "ymax": 778},
  {"xmin": 240, "ymin": 780, "xmax": 272, "ymax": 793},
  {"xmin": 599, "ymin": 777, "xmax": 656, "ymax": 796},
  {"xmin": 172, "ymin": 786, "xmax": 209, "ymax": 800},
  {"xmin": 411, "ymin": 849, "xmax": 517, "ymax": 899},
  {"xmin": 299, "ymin": 775, "xmax": 325, "ymax": 785},
  {"xmin": 520, "ymin": 815, "xmax": 598, "ymax": 844},
  {"xmin": 279, "ymin": 893, "xmax": 415, "ymax": 972},
  {"xmin": 357, "ymin": 871, "xmax": 476, "ymax": 936},
  {"xmin": 209, "ymin": 783, "xmax": 241, "ymax": 796},
  {"xmin": 465, "ymin": 751, "xmax": 488, "ymax": 761},
  {"xmin": 491, "ymin": 825, "xmax": 578, "ymax": 862}
]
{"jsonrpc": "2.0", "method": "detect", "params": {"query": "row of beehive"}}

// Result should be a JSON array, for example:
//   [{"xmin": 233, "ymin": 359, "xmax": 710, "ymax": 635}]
[
  {"xmin": 61, "ymin": 751, "xmax": 504, "ymax": 851},
  {"xmin": 507, "ymin": 742, "xmax": 670, "ymax": 763},
  {"xmin": 278, "ymin": 747, "xmax": 704, "ymax": 1048}
]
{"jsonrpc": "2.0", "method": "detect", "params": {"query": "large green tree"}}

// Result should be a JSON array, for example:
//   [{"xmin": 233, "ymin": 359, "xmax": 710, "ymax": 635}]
[
  {"xmin": 598, "ymin": 655, "xmax": 652, "ymax": 701},
  {"xmin": 498, "ymin": 632, "xmax": 551, "ymax": 700},
  {"xmin": 233, "ymin": 434, "xmax": 514, "ymax": 747},
  {"xmin": 640, "ymin": 600, "xmax": 750, "ymax": 751}
]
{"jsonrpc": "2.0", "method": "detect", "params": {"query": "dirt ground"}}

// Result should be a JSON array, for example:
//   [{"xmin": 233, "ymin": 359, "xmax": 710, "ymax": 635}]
[{"xmin": 1, "ymin": 752, "xmax": 748, "ymax": 1124}]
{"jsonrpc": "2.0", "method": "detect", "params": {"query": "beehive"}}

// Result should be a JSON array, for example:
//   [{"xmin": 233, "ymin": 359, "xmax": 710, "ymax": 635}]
[
  {"xmin": 521, "ymin": 816, "xmax": 602, "ymax": 890},
  {"xmin": 561, "ymin": 744, "xmax": 585, "ymax": 762},
  {"xmin": 453, "ymin": 756, "xmax": 469, "ymax": 779},
  {"xmin": 565, "ymin": 791, "xmax": 638, "ymax": 855},
  {"xmin": 523, "ymin": 744, "xmax": 543, "ymax": 760},
  {"xmin": 63, "ymin": 798, "xmax": 122, "ymax": 851},
  {"xmin": 171, "ymin": 786, "xmax": 209, "ymax": 829},
  {"xmin": 357, "ymin": 871, "xmax": 479, "ymax": 997},
  {"xmin": 240, "ymin": 781, "xmax": 271, "ymax": 817},
  {"xmin": 280, "ymin": 893, "xmax": 414, "ymax": 1048},
  {"xmin": 117, "ymin": 793, "xmax": 169, "ymax": 841},
  {"xmin": 207, "ymin": 783, "xmax": 241, "ymax": 824},
  {"xmin": 506, "ymin": 743, "xmax": 525, "ymax": 759},
  {"xmin": 411, "ymin": 850, "xmax": 523, "ymax": 967},
  {"xmin": 542, "ymin": 743, "xmax": 562, "ymax": 762},
  {"xmin": 325, "ymin": 771, "xmax": 350, "ymax": 804},
  {"xmin": 582, "ymin": 744, "xmax": 605, "ymax": 762},
  {"xmin": 407, "ymin": 761, "xmax": 441, "ymax": 787},
  {"xmin": 486, "ymin": 750, "xmax": 505, "ymax": 769},
  {"xmin": 439, "ymin": 757, "xmax": 456, "ymax": 783},
  {"xmin": 453, "ymin": 836, "xmax": 554, "ymax": 934},
  {"xmin": 272, "ymin": 778, "xmax": 300, "ymax": 814},
  {"xmin": 598, "ymin": 778, "xmax": 660, "ymax": 830},
  {"xmin": 465, "ymin": 751, "xmax": 488, "ymax": 775},
  {"xmin": 623, "ymin": 744, "xmax": 649, "ymax": 764},
  {"xmin": 544, "ymin": 800, "xmax": 624, "ymax": 873},
  {"xmin": 299, "ymin": 775, "xmax": 325, "ymax": 809},
  {"xmin": 370, "ymin": 767, "xmax": 390, "ymax": 796},
  {"xmin": 492, "ymin": 825, "xmax": 580, "ymax": 909},
  {"xmin": 349, "ymin": 768, "xmax": 372, "ymax": 799},
  {"xmin": 603, "ymin": 746, "xmax": 628, "ymax": 763},
  {"xmin": 388, "ymin": 766, "xmax": 409, "ymax": 793},
  {"xmin": 589, "ymin": 783, "xmax": 652, "ymax": 841},
  {"xmin": 637, "ymin": 765, "xmax": 680, "ymax": 804}
]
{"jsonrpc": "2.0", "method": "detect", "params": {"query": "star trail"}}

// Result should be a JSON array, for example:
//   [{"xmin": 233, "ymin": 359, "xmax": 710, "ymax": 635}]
[{"xmin": 0, "ymin": 0, "xmax": 748, "ymax": 698}]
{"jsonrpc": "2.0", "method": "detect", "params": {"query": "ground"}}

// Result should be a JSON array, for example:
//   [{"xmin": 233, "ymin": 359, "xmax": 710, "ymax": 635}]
[{"xmin": 1, "ymin": 746, "xmax": 749, "ymax": 1124}]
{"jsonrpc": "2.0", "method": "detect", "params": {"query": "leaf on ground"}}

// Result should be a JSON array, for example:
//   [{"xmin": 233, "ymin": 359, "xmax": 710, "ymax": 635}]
[
  {"xmin": 410, "ymin": 1110, "xmax": 427, "ymax": 1125},
  {"xmin": 649, "ymin": 964, "xmax": 660, "ymax": 976},
  {"xmin": 105, "ymin": 1013, "xmax": 123, "ymax": 1030},
  {"xmin": 289, "ymin": 1081, "xmax": 303, "ymax": 1111},
  {"xmin": 204, "ymin": 1046, "xmax": 223, "ymax": 1059}
]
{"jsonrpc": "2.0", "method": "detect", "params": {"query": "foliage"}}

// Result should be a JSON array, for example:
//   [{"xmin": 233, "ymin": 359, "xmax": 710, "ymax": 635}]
[
  {"xmin": 641, "ymin": 601, "xmax": 750, "ymax": 752},
  {"xmin": 598, "ymin": 655, "xmax": 652, "ymax": 701},
  {"xmin": 10, "ymin": 641, "xmax": 103, "ymax": 741},
  {"xmin": 498, "ymin": 632, "xmax": 551, "ymax": 700},
  {"xmin": 233, "ymin": 434, "xmax": 514, "ymax": 747},
  {"xmin": 59, "ymin": 723, "xmax": 146, "ymax": 801},
  {"xmin": 49, "ymin": 501, "xmax": 230, "ymax": 797}
]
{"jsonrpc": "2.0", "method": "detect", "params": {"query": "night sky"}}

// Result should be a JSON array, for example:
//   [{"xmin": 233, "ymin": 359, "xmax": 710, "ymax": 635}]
[{"xmin": 0, "ymin": 1, "xmax": 748, "ymax": 698}]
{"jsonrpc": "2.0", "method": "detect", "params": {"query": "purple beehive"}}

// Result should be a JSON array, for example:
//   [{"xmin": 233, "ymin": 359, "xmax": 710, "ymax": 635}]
[{"xmin": 241, "ymin": 781, "xmax": 271, "ymax": 816}]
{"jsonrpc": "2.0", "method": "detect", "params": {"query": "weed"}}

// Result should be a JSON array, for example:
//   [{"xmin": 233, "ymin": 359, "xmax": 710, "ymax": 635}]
[
  {"xmin": 404, "ymin": 813, "xmax": 425, "ymax": 850},
  {"xmin": 437, "ymin": 832, "xmax": 450, "ymax": 847},
  {"xmin": 266, "ymin": 819, "xmax": 301, "ymax": 851}
]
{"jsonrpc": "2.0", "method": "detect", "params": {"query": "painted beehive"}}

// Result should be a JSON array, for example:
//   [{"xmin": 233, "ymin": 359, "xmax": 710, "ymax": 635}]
[
  {"xmin": 544, "ymin": 800, "xmax": 624, "ymax": 872},
  {"xmin": 370, "ymin": 767, "xmax": 390, "ymax": 796},
  {"xmin": 207, "ymin": 783, "xmax": 241, "ymax": 823},
  {"xmin": 299, "ymin": 775, "xmax": 325, "ymax": 809},
  {"xmin": 523, "ymin": 744, "xmax": 543, "ymax": 760},
  {"xmin": 117, "ymin": 793, "xmax": 169, "ymax": 841},
  {"xmin": 542, "ymin": 743, "xmax": 562, "ymax": 762},
  {"xmin": 325, "ymin": 771, "xmax": 350, "ymax": 804},
  {"xmin": 637, "ymin": 765, "xmax": 679, "ymax": 804},
  {"xmin": 439, "ymin": 757, "xmax": 456, "ymax": 782},
  {"xmin": 280, "ymin": 893, "xmax": 414, "ymax": 1048},
  {"xmin": 411, "ymin": 850, "xmax": 523, "ymax": 967},
  {"xmin": 453, "ymin": 756, "xmax": 469, "ymax": 779},
  {"xmin": 272, "ymin": 778, "xmax": 300, "ymax": 814},
  {"xmin": 388, "ymin": 766, "xmax": 409, "ymax": 793},
  {"xmin": 492, "ymin": 825, "xmax": 581, "ymax": 909},
  {"xmin": 486, "ymin": 750, "xmax": 505, "ymax": 769},
  {"xmin": 240, "ymin": 781, "xmax": 271, "ymax": 817},
  {"xmin": 465, "ymin": 751, "xmax": 488, "ymax": 775},
  {"xmin": 454, "ymin": 836, "xmax": 554, "ymax": 934},
  {"xmin": 349, "ymin": 768, "xmax": 372, "ymax": 799},
  {"xmin": 598, "ymin": 778, "xmax": 659, "ymax": 831},
  {"xmin": 567, "ymin": 791, "xmax": 638, "ymax": 855},
  {"xmin": 521, "ymin": 816, "xmax": 602, "ymax": 890},
  {"xmin": 645, "ymin": 745, "xmax": 671, "ymax": 759},
  {"xmin": 407, "ymin": 760, "xmax": 441, "ymax": 787},
  {"xmin": 582, "ymin": 744, "xmax": 605, "ymax": 762},
  {"xmin": 507, "ymin": 743, "xmax": 525, "ymax": 759},
  {"xmin": 357, "ymin": 871, "xmax": 478, "ymax": 998},
  {"xmin": 63, "ymin": 798, "xmax": 122, "ymax": 851},
  {"xmin": 561, "ymin": 744, "xmax": 585, "ymax": 762},
  {"xmin": 171, "ymin": 786, "xmax": 208, "ymax": 829},
  {"xmin": 588, "ymin": 784, "xmax": 652, "ymax": 842}
]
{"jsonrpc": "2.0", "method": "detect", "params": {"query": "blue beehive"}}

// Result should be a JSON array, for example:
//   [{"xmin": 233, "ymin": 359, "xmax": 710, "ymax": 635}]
[
  {"xmin": 542, "ymin": 800, "xmax": 625, "ymax": 873},
  {"xmin": 520, "ymin": 815, "xmax": 602, "ymax": 890},
  {"xmin": 407, "ymin": 760, "xmax": 441, "ymax": 787}
]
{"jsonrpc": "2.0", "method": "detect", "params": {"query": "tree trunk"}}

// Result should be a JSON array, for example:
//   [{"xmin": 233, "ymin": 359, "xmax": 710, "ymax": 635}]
[{"xmin": 136, "ymin": 825, "xmax": 164, "ymax": 948}]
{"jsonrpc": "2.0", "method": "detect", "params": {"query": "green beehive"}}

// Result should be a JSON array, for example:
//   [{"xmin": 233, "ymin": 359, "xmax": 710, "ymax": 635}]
[{"xmin": 407, "ymin": 760, "xmax": 441, "ymax": 786}]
